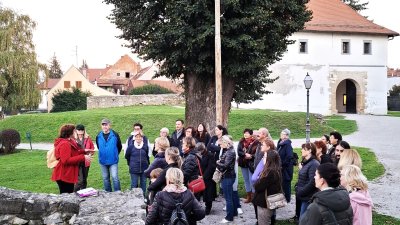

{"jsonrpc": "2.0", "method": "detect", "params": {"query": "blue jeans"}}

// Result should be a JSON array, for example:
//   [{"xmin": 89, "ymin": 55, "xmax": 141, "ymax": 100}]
[
  {"xmin": 100, "ymin": 164, "xmax": 121, "ymax": 192},
  {"xmin": 241, "ymin": 167, "xmax": 254, "ymax": 193},
  {"xmin": 222, "ymin": 178, "xmax": 236, "ymax": 221},
  {"xmin": 300, "ymin": 201, "xmax": 310, "ymax": 219},
  {"xmin": 233, "ymin": 190, "xmax": 241, "ymax": 209},
  {"xmin": 130, "ymin": 172, "xmax": 147, "ymax": 194}
]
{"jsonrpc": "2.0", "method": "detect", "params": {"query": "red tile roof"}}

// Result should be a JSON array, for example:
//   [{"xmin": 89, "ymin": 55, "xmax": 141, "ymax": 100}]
[
  {"xmin": 38, "ymin": 78, "xmax": 60, "ymax": 90},
  {"xmin": 388, "ymin": 68, "xmax": 400, "ymax": 77},
  {"xmin": 305, "ymin": 0, "xmax": 399, "ymax": 36},
  {"xmin": 84, "ymin": 68, "xmax": 110, "ymax": 82}
]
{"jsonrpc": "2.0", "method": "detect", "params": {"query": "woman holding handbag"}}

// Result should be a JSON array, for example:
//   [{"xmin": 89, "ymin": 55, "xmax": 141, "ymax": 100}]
[
  {"xmin": 181, "ymin": 137, "xmax": 203, "ymax": 198},
  {"xmin": 252, "ymin": 150, "xmax": 283, "ymax": 225},
  {"xmin": 197, "ymin": 142, "xmax": 217, "ymax": 215}
]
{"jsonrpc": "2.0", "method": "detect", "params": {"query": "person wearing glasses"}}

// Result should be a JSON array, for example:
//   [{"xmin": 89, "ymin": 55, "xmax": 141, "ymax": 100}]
[{"xmin": 96, "ymin": 118, "xmax": 122, "ymax": 192}]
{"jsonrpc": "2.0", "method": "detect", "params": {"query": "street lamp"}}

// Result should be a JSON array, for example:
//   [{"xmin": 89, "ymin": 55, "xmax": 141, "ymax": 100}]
[{"xmin": 304, "ymin": 72, "xmax": 313, "ymax": 143}]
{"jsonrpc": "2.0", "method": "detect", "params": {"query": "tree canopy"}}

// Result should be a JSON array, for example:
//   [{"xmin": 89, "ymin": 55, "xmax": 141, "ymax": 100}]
[
  {"xmin": 0, "ymin": 7, "xmax": 41, "ymax": 112},
  {"xmin": 104, "ymin": 0, "xmax": 312, "ymax": 128},
  {"xmin": 342, "ymin": 0, "xmax": 368, "ymax": 12},
  {"xmin": 48, "ymin": 53, "xmax": 63, "ymax": 78}
]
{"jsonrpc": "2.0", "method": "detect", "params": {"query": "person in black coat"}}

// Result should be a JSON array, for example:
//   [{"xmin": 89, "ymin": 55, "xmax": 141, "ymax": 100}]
[
  {"xmin": 197, "ymin": 142, "xmax": 217, "ymax": 215},
  {"xmin": 207, "ymin": 125, "xmax": 227, "ymax": 163},
  {"xmin": 171, "ymin": 119, "xmax": 185, "ymax": 155},
  {"xmin": 195, "ymin": 123, "xmax": 211, "ymax": 146},
  {"xmin": 145, "ymin": 168, "xmax": 205, "ymax": 225},
  {"xmin": 277, "ymin": 128, "xmax": 294, "ymax": 203},
  {"xmin": 182, "ymin": 137, "xmax": 201, "ymax": 185},
  {"xmin": 314, "ymin": 140, "xmax": 332, "ymax": 164},
  {"xmin": 144, "ymin": 137, "xmax": 169, "ymax": 178}
]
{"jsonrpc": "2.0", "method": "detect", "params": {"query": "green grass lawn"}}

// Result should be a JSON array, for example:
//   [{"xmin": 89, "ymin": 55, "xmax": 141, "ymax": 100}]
[
  {"xmin": 0, "ymin": 106, "xmax": 357, "ymax": 143},
  {"xmin": 0, "ymin": 145, "xmax": 397, "ymax": 224},
  {"xmin": 388, "ymin": 111, "xmax": 400, "ymax": 117}
]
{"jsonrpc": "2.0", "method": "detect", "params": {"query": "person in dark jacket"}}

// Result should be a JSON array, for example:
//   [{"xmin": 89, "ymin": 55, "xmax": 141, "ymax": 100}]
[
  {"xmin": 277, "ymin": 128, "xmax": 294, "ymax": 203},
  {"xmin": 217, "ymin": 135, "xmax": 238, "ymax": 223},
  {"xmin": 195, "ymin": 123, "xmax": 211, "ymax": 145},
  {"xmin": 300, "ymin": 163, "xmax": 353, "ymax": 225},
  {"xmin": 207, "ymin": 125, "xmax": 228, "ymax": 162},
  {"xmin": 314, "ymin": 140, "xmax": 332, "ymax": 164},
  {"xmin": 197, "ymin": 142, "xmax": 217, "ymax": 215},
  {"xmin": 96, "ymin": 118, "xmax": 122, "ymax": 192},
  {"xmin": 327, "ymin": 131, "xmax": 342, "ymax": 163},
  {"xmin": 145, "ymin": 168, "xmax": 205, "ymax": 225},
  {"xmin": 125, "ymin": 131, "xmax": 149, "ymax": 194},
  {"xmin": 145, "ymin": 136, "xmax": 169, "ymax": 177},
  {"xmin": 253, "ymin": 150, "xmax": 282, "ymax": 225},
  {"xmin": 125, "ymin": 122, "xmax": 150, "ymax": 156},
  {"xmin": 171, "ymin": 119, "xmax": 185, "ymax": 155},
  {"xmin": 147, "ymin": 147, "xmax": 183, "ymax": 196},
  {"xmin": 296, "ymin": 142, "xmax": 320, "ymax": 218},
  {"xmin": 182, "ymin": 136, "xmax": 201, "ymax": 186}
]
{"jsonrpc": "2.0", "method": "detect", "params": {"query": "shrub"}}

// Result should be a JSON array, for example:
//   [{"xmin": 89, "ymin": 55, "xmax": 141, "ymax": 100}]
[
  {"xmin": 389, "ymin": 85, "xmax": 400, "ymax": 97},
  {"xmin": 51, "ymin": 87, "xmax": 91, "ymax": 112},
  {"xmin": 0, "ymin": 129, "xmax": 21, "ymax": 154},
  {"xmin": 129, "ymin": 84, "xmax": 174, "ymax": 95}
]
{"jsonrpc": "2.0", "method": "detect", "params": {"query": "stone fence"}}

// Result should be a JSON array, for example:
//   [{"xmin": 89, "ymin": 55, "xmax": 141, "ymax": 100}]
[
  {"xmin": 87, "ymin": 94, "xmax": 185, "ymax": 109},
  {"xmin": 0, "ymin": 187, "xmax": 146, "ymax": 225}
]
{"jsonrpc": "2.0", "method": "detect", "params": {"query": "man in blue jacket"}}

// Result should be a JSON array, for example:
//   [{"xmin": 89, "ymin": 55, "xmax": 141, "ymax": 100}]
[{"xmin": 96, "ymin": 118, "xmax": 122, "ymax": 192}]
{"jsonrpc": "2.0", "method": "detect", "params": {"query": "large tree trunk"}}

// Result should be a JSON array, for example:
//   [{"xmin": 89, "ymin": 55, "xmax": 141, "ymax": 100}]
[{"xmin": 184, "ymin": 73, "xmax": 235, "ymax": 135}]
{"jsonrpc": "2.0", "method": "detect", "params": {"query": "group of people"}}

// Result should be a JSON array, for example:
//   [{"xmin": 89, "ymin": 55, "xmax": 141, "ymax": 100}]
[{"xmin": 51, "ymin": 118, "xmax": 373, "ymax": 225}]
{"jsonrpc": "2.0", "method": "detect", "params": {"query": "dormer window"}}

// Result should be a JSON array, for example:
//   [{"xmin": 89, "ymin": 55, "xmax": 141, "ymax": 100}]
[
  {"xmin": 342, "ymin": 40, "xmax": 350, "ymax": 54},
  {"xmin": 299, "ymin": 40, "xmax": 308, "ymax": 54}
]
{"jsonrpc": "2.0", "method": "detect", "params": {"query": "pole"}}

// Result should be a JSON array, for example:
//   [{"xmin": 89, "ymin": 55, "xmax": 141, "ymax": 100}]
[
  {"xmin": 215, "ymin": 0, "xmax": 223, "ymax": 125},
  {"xmin": 306, "ymin": 89, "xmax": 310, "ymax": 143}
]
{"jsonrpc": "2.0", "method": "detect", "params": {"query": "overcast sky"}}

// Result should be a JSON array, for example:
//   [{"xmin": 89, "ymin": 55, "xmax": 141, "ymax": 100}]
[{"xmin": 1, "ymin": 0, "xmax": 399, "ymax": 71}]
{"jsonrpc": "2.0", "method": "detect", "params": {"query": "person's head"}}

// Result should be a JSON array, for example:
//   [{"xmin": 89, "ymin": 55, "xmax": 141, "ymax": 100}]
[
  {"xmin": 243, "ymin": 128, "xmax": 253, "ymax": 139},
  {"xmin": 340, "ymin": 165, "xmax": 368, "ymax": 192},
  {"xmin": 260, "ymin": 150, "xmax": 281, "ymax": 178},
  {"xmin": 314, "ymin": 163, "xmax": 341, "ymax": 190},
  {"xmin": 321, "ymin": 135, "xmax": 330, "ymax": 145},
  {"xmin": 335, "ymin": 140, "xmax": 351, "ymax": 159},
  {"xmin": 101, "ymin": 118, "xmax": 111, "ymax": 133},
  {"xmin": 185, "ymin": 126, "xmax": 195, "ymax": 138},
  {"xmin": 220, "ymin": 135, "xmax": 234, "ymax": 149},
  {"xmin": 76, "ymin": 124, "xmax": 85, "ymax": 136},
  {"xmin": 261, "ymin": 139, "xmax": 276, "ymax": 153},
  {"xmin": 182, "ymin": 136, "xmax": 196, "ymax": 153},
  {"xmin": 150, "ymin": 168, "xmax": 163, "ymax": 180},
  {"xmin": 59, "ymin": 124, "xmax": 76, "ymax": 138},
  {"xmin": 175, "ymin": 119, "xmax": 184, "ymax": 131},
  {"xmin": 314, "ymin": 140, "xmax": 328, "ymax": 156},
  {"xmin": 133, "ymin": 123, "xmax": 143, "ymax": 132},
  {"xmin": 215, "ymin": 125, "xmax": 228, "ymax": 137},
  {"xmin": 160, "ymin": 127, "xmax": 169, "ymax": 137},
  {"xmin": 329, "ymin": 131, "xmax": 342, "ymax": 145},
  {"xmin": 197, "ymin": 123, "xmax": 207, "ymax": 134},
  {"xmin": 258, "ymin": 127, "xmax": 271, "ymax": 141},
  {"xmin": 280, "ymin": 128, "xmax": 291, "ymax": 141},
  {"xmin": 155, "ymin": 136, "xmax": 170, "ymax": 152},
  {"xmin": 134, "ymin": 131, "xmax": 144, "ymax": 143},
  {"xmin": 194, "ymin": 142, "xmax": 207, "ymax": 155},
  {"xmin": 165, "ymin": 147, "xmax": 182, "ymax": 168},
  {"xmin": 166, "ymin": 168, "xmax": 185, "ymax": 188},
  {"xmin": 301, "ymin": 142, "xmax": 317, "ymax": 159},
  {"xmin": 337, "ymin": 149, "xmax": 362, "ymax": 170}
]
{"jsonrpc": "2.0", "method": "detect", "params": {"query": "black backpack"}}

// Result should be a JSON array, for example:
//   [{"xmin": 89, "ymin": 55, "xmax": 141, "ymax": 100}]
[
  {"xmin": 169, "ymin": 194, "xmax": 189, "ymax": 225},
  {"xmin": 292, "ymin": 152, "xmax": 299, "ymax": 166}
]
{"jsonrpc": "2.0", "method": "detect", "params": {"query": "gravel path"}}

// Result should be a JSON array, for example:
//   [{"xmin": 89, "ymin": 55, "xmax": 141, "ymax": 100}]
[{"xmin": 16, "ymin": 114, "xmax": 400, "ymax": 221}]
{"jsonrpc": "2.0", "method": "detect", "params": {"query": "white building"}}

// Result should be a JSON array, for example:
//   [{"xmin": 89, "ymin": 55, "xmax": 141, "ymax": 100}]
[{"xmin": 241, "ymin": 0, "xmax": 398, "ymax": 115}]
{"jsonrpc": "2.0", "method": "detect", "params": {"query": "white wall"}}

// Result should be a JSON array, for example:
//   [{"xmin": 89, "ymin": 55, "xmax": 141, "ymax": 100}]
[{"xmin": 38, "ymin": 90, "xmax": 48, "ymax": 110}]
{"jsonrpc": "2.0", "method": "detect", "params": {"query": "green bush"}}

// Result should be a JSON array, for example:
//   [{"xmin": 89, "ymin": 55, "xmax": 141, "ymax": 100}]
[
  {"xmin": 129, "ymin": 84, "xmax": 174, "ymax": 95},
  {"xmin": 51, "ymin": 87, "xmax": 91, "ymax": 113},
  {"xmin": 389, "ymin": 84, "xmax": 400, "ymax": 96},
  {"xmin": 0, "ymin": 129, "xmax": 21, "ymax": 154}
]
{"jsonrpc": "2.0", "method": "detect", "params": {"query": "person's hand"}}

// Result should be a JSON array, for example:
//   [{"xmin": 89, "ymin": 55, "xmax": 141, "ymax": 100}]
[
  {"xmin": 198, "ymin": 176, "xmax": 203, "ymax": 179},
  {"xmin": 245, "ymin": 153, "xmax": 252, "ymax": 159},
  {"xmin": 84, "ymin": 154, "xmax": 92, "ymax": 162}
]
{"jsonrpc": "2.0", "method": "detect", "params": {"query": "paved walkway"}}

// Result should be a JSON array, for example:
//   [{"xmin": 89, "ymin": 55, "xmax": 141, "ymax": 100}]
[{"xmin": 16, "ymin": 114, "xmax": 400, "ymax": 221}]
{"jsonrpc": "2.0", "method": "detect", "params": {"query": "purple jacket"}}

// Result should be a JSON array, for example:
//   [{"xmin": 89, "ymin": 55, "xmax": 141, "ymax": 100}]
[
  {"xmin": 350, "ymin": 190, "xmax": 373, "ymax": 225},
  {"xmin": 251, "ymin": 159, "xmax": 265, "ymax": 185}
]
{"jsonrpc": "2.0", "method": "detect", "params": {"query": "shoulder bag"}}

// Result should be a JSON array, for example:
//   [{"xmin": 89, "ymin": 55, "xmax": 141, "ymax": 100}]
[
  {"xmin": 188, "ymin": 158, "xmax": 206, "ymax": 193},
  {"xmin": 265, "ymin": 175, "xmax": 287, "ymax": 210}
]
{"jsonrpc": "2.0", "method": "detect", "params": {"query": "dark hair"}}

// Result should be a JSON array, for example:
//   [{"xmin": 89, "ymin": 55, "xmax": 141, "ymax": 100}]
[
  {"xmin": 329, "ymin": 131, "xmax": 342, "ymax": 141},
  {"xmin": 301, "ymin": 142, "xmax": 317, "ymax": 156},
  {"xmin": 317, "ymin": 163, "xmax": 341, "ymax": 188},
  {"xmin": 58, "ymin": 124, "xmax": 76, "ymax": 138},
  {"xmin": 338, "ymin": 140, "xmax": 351, "ymax": 149},
  {"xmin": 216, "ymin": 125, "xmax": 228, "ymax": 135},
  {"xmin": 314, "ymin": 140, "xmax": 328, "ymax": 154},
  {"xmin": 195, "ymin": 123, "xmax": 208, "ymax": 143},
  {"xmin": 185, "ymin": 126, "xmax": 196, "ymax": 137},
  {"xmin": 243, "ymin": 128, "xmax": 253, "ymax": 135},
  {"xmin": 176, "ymin": 119, "xmax": 184, "ymax": 124},
  {"xmin": 260, "ymin": 150, "xmax": 281, "ymax": 179},
  {"xmin": 323, "ymin": 134, "xmax": 330, "ymax": 144},
  {"xmin": 194, "ymin": 142, "xmax": 207, "ymax": 155},
  {"xmin": 133, "ymin": 123, "xmax": 143, "ymax": 129}
]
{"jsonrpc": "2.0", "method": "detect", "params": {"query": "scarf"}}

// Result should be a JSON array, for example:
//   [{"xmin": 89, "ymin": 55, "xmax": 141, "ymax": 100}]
[
  {"xmin": 163, "ymin": 184, "xmax": 187, "ymax": 193},
  {"xmin": 243, "ymin": 137, "xmax": 254, "ymax": 149},
  {"xmin": 134, "ymin": 141, "xmax": 144, "ymax": 149}
]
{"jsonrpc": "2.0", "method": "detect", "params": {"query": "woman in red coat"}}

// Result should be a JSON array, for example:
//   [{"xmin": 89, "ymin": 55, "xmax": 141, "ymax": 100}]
[{"xmin": 51, "ymin": 124, "xmax": 92, "ymax": 194}]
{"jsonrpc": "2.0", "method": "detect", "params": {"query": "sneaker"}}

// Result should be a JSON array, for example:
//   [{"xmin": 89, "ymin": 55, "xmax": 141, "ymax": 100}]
[
  {"xmin": 220, "ymin": 219, "xmax": 232, "ymax": 224},
  {"xmin": 223, "ymin": 206, "xmax": 226, "ymax": 211},
  {"xmin": 237, "ymin": 208, "xmax": 243, "ymax": 215}
]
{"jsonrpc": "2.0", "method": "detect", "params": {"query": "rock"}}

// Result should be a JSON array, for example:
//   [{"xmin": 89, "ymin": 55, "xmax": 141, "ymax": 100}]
[{"xmin": 11, "ymin": 217, "xmax": 28, "ymax": 225}]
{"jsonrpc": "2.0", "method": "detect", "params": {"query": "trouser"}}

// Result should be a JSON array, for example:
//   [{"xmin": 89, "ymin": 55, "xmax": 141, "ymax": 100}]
[
  {"xmin": 241, "ymin": 167, "xmax": 254, "ymax": 192},
  {"xmin": 257, "ymin": 206, "xmax": 274, "ymax": 225},
  {"xmin": 300, "ymin": 201, "xmax": 310, "ymax": 219},
  {"xmin": 57, "ymin": 180, "xmax": 74, "ymax": 194},
  {"xmin": 222, "ymin": 178, "xmax": 237, "ymax": 221},
  {"xmin": 282, "ymin": 179, "xmax": 292, "ymax": 203},
  {"xmin": 74, "ymin": 164, "xmax": 90, "ymax": 192},
  {"xmin": 130, "ymin": 172, "xmax": 147, "ymax": 194},
  {"xmin": 100, "ymin": 164, "xmax": 121, "ymax": 192}
]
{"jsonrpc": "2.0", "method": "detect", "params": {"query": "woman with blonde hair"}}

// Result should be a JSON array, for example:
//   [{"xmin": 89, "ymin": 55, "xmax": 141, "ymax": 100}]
[
  {"xmin": 146, "ymin": 168, "xmax": 205, "ymax": 225},
  {"xmin": 337, "ymin": 149, "xmax": 362, "ymax": 170},
  {"xmin": 144, "ymin": 136, "xmax": 169, "ymax": 178},
  {"xmin": 340, "ymin": 165, "xmax": 373, "ymax": 225}
]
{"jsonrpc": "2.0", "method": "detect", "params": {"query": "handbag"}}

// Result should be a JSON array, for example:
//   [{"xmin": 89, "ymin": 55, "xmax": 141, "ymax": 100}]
[
  {"xmin": 212, "ymin": 169, "xmax": 223, "ymax": 183},
  {"xmin": 265, "ymin": 177, "xmax": 287, "ymax": 210},
  {"xmin": 188, "ymin": 158, "xmax": 206, "ymax": 193}
]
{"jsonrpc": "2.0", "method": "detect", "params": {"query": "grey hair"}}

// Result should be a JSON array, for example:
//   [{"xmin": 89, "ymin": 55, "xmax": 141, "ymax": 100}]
[
  {"xmin": 160, "ymin": 127, "xmax": 169, "ymax": 134},
  {"xmin": 282, "ymin": 128, "xmax": 291, "ymax": 137},
  {"xmin": 221, "ymin": 135, "xmax": 234, "ymax": 148},
  {"xmin": 259, "ymin": 127, "xmax": 272, "ymax": 140}
]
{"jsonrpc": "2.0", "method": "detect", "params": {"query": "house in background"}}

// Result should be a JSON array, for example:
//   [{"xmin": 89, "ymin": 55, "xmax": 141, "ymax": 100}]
[
  {"xmin": 46, "ymin": 66, "xmax": 115, "ymax": 112},
  {"xmin": 387, "ymin": 68, "xmax": 400, "ymax": 94},
  {"xmin": 240, "ymin": 0, "xmax": 398, "ymax": 115},
  {"xmin": 38, "ymin": 78, "xmax": 59, "ymax": 110}
]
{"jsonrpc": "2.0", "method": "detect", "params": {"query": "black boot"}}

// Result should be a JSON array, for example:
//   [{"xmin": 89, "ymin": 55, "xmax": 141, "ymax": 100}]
[
  {"xmin": 205, "ymin": 201, "xmax": 212, "ymax": 215},
  {"xmin": 271, "ymin": 214, "xmax": 276, "ymax": 225}
]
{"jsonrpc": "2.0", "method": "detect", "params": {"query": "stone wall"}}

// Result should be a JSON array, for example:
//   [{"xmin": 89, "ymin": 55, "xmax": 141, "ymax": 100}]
[
  {"xmin": 87, "ymin": 94, "xmax": 185, "ymax": 109},
  {"xmin": 0, "ymin": 187, "xmax": 146, "ymax": 225}
]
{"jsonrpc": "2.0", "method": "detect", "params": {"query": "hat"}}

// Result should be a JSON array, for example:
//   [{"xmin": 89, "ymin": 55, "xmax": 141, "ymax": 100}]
[
  {"xmin": 76, "ymin": 124, "xmax": 85, "ymax": 130},
  {"xmin": 101, "ymin": 118, "xmax": 111, "ymax": 125}
]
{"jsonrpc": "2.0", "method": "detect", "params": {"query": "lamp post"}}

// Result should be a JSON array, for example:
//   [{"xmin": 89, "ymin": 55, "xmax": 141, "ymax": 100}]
[{"xmin": 304, "ymin": 73, "xmax": 313, "ymax": 143}]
